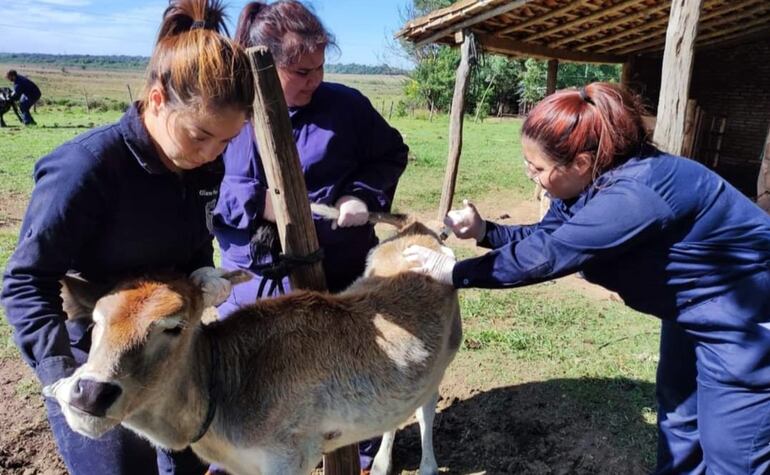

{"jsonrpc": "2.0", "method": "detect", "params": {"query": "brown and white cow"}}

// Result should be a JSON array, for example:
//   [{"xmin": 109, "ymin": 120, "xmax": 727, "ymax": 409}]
[{"xmin": 44, "ymin": 210, "xmax": 462, "ymax": 475}]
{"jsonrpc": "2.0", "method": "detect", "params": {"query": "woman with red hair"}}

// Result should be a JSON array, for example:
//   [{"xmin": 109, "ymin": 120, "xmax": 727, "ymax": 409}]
[{"xmin": 406, "ymin": 82, "xmax": 770, "ymax": 474}]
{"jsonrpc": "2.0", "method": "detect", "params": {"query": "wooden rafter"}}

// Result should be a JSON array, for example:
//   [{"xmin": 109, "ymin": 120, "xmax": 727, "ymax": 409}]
[
  {"xmin": 599, "ymin": 0, "xmax": 765, "ymax": 52},
  {"xmin": 697, "ymin": 25, "xmax": 770, "ymax": 49},
  {"xmin": 616, "ymin": 3, "xmax": 770, "ymax": 54},
  {"xmin": 477, "ymin": 32, "xmax": 626, "ymax": 63},
  {"xmin": 414, "ymin": 0, "xmax": 536, "ymax": 48},
  {"xmin": 524, "ymin": 0, "xmax": 644, "ymax": 43},
  {"xmin": 495, "ymin": 0, "xmax": 590, "ymax": 37},
  {"xmin": 550, "ymin": 2, "xmax": 671, "ymax": 48},
  {"xmin": 577, "ymin": 12, "xmax": 670, "ymax": 50}
]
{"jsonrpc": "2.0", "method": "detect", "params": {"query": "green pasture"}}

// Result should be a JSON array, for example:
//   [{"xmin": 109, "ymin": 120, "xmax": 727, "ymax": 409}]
[{"xmin": 0, "ymin": 67, "xmax": 659, "ymax": 470}]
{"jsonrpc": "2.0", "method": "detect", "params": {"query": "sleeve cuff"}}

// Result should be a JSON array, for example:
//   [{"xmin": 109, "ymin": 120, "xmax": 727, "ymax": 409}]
[{"xmin": 35, "ymin": 355, "xmax": 77, "ymax": 387}]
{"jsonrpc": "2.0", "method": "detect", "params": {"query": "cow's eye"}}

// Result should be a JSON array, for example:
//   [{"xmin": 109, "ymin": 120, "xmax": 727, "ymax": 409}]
[{"xmin": 162, "ymin": 326, "xmax": 183, "ymax": 336}]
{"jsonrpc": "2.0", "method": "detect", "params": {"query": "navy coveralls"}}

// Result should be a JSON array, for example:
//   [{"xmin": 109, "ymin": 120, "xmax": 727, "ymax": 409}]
[
  {"xmin": 1, "ymin": 105, "xmax": 220, "ymax": 474},
  {"xmin": 10, "ymin": 74, "xmax": 41, "ymax": 125},
  {"xmin": 213, "ymin": 82, "xmax": 408, "ymax": 306},
  {"xmin": 211, "ymin": 82, "xmax": 408, "ymax": 469},
  {"xmin": 453, "ymin": 147, "xmax": 770, "ymax": 474}
]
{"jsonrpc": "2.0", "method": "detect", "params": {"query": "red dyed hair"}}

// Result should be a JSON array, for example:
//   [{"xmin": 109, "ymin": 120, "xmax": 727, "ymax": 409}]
[
  {"xmin": 522, "ymin": 82, "xmax": 650, "ymax": 177},
  {"xmin": 234, "ymin": 1, "xmax": 335, "ymax": 67}
]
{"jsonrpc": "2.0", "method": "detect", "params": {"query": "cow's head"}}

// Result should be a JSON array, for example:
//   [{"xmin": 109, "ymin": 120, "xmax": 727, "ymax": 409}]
[{"xmin": 43, "ymin": 269, "xmax": 249, "ymax": 440}]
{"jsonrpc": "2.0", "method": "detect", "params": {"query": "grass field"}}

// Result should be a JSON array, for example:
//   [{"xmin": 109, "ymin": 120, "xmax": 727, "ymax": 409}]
[{"xmin": 0, "ymin": 65, "xmax": 659, "ymax": 473}]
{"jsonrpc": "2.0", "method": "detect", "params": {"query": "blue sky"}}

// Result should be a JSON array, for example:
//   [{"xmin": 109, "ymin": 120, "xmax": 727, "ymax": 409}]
[{"xmin": 0, "ymin": 0, "xmax": 413, "ymax": 67}]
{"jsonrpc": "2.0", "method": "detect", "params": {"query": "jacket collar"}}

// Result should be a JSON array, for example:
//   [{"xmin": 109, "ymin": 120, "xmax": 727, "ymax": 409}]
[{"xmin": 119, "ymin": 103, "xmax": 171, "ymax": 175}]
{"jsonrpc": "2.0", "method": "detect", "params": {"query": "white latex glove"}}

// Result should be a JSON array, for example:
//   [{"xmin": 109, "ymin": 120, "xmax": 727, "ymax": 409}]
[
  {"xmin": 190, "ymin": 267, "xmax": 233, "ymax": 308},
  {"xmin": 335, "ymin": 195, "xmax": 369, "ymax": 228},
  {"xmin": 444, "ymin": 199, "xmax": 486, "ymax": 241},
  {"xmin": 403, "ymin": 245, "xmax": 456, "ymax": 286}
]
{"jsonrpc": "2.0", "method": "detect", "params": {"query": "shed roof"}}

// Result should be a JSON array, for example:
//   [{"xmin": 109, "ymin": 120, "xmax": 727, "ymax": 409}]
[{"xmin": 397, "ymin": 0, "xmax": 770, "ymax": 63}]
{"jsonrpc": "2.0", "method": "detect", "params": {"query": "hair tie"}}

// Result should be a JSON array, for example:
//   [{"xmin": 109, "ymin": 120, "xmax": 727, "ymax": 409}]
[
  {"xmin": 579, "ymin": 87, "xmax": 595, "ymax": 105},
  {"xmin": 191, "ymin": 20, "xmax": 206, "ymax": 30}
]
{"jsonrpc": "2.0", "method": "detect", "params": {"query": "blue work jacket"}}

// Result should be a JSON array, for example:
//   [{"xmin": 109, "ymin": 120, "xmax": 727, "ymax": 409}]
[
  {"xmin": 10, "ymin": 74, "xmax": 41, "ymax": 102},
  {"xmin": 213, "ymin": 82, "xmax": 408, "ymax": 292},
  {"xmin": 454, "ymin": 147, "xmax": 770, "ymax": 385},
  {"xmin": 1, "ymin": 104, "xmax": 222, "ymax": 385}
]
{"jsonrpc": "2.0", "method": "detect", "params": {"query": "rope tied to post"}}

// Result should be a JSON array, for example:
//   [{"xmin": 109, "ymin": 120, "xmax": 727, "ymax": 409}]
[{"xmin": 252, "ymin": 247, "xmax": 325, "ymax": 297}]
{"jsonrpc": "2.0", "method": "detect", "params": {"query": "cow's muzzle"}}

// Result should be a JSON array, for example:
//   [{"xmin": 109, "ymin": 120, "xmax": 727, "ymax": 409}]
[{"xmin": 68, "ymin": 378, "xmax": 122, "ymax": 417}]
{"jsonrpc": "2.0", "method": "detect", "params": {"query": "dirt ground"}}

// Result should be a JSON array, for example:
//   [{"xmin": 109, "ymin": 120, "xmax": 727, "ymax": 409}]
[{"xmin": 0, "ymin": 196, "xmax": 642, "ymax": 475}]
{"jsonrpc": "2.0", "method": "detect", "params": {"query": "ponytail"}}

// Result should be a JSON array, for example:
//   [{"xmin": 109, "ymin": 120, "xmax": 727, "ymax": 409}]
[
  {"xmin": 142, "ymin": 0, "xmax": 253, "ymax": 113},
  {"xmin": 234, "ymin": 0, "xmax": 335, "ymax": 67},
  {"xmin": 522, "ymin": 82, "xmax": 650, "ymax": 178},
  {"xmin": 235, "ymin": 2, "xmax": 267, "ymax": 47}
]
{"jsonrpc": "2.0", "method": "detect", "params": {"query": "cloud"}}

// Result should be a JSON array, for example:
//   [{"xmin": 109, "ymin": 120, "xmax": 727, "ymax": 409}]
[{"xmin": 0, "ymin": 1, "xmax": 166, "ymax": 56}]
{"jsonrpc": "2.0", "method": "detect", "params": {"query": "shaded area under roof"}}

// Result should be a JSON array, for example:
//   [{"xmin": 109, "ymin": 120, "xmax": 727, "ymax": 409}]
[{"xmin": 397, "ymin": 0, "xmax": 770, "ymax": 63}]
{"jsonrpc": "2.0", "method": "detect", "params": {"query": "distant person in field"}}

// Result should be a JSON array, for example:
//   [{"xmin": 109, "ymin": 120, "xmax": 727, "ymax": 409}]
[
  {"xmin": 210, "ymin": 0, "xmax": 408, "ymax": 471},
  {"xmin": 5, "ymin": 69, "xmax": 41, "ymax": 125},
  {"xmin": 1, "ymin": 0, "xmax": 253, "ymax": 474},
  {"xmin": 405, "ymin": 82, "xmax": 770, "ymax": 474}
]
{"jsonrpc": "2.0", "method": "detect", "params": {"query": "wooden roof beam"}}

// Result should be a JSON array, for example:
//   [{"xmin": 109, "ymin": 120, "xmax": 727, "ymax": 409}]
[
  {"xmin": 476, "ymin": 33, "xmax": 626, "ymax": 63},
  {"xmin": 615, "ymin": 4, "xmax": 770, "ymax": 55},
  {"xmin": 697, "ymin": 25, "xmax": 770, "ymax": 49},
  {"xmin": 524, "ymin": 0, "xmax": 643, "ymax": 43},
  {"xmin": 494, "ymin": 0, "xmax": 590, "ymax": 37},
  {"xmin": 601, "ymin": 0, "xmax": 766, "ymax": 52},
  {"xmin": 578, "ymin": 14, "xmax": 670, "ymax": 50},
  {"xmin": 580, "ymin": 0, "xmax": 759, "ymax": 51},
  {"xmin": 550, "ymin": 2, "xmax": 671, "ymax": 48},
  {"xmin": 413, "ymin": 0, "xmax": 536, "ymax": 48}
]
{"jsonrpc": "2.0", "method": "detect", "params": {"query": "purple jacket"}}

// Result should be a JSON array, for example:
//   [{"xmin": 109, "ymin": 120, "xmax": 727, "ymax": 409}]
[{"xmin": 212, "ymin": 82, "xmax": 408, "ymax": 297}]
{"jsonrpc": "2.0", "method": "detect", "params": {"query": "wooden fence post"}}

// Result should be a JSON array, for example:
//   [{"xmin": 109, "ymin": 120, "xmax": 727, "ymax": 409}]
[
  {"xmin": 126, "ymin": 84, "xmax": 133, "ymax": 103},
  {"xmin": 246, "ymin": 46, "xmax": 359, "ymax": 474},
  {"xmin": 83, "ymin": 89, "xmax": 90, "ymax": 114},
  {"xmin": 437, "ymin": 30, "xmax": 474, "ymax": 222}
]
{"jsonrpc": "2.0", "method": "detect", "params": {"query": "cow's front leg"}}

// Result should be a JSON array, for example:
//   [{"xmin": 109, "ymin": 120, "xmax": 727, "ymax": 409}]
[{"xmin": 370, "ymin": 429, "xmax": 396, "ymax": 475}]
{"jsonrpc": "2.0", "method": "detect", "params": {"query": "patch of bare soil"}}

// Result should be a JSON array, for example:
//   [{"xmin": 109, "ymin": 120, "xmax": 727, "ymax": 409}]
[
  {"xmin": 0, "ymin": 192, "xmax": 28, "ymax": 231},
  {"xmin": 0, "ymin": 358, "xmax": 66, "ymax": 475}
]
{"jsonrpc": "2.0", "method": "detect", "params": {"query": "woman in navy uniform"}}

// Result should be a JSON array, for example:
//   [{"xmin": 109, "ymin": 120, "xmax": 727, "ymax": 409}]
[
  {"xmin": 1, "ymin": 0, "xmax": 253, "ymax": 473},
  {"xmin": 406, "ymin": 82, "xmax": 770, "ymax": 474}
]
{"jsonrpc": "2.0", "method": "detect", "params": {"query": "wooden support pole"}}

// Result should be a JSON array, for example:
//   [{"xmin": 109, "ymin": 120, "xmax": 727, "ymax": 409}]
[
  {"xmin": 546, "ymin": 59, "xmax": 558, "ymax": 95},
  {"xmin": 652, "ymin": 0, "xmax": 704, "ymax": 156},
  {"xmin": 621, "ymin": 56, "xmax": 635, "ymax": 87},
  {"xmin": 437, "ymin": 31, "xmax": 473, "ymax": 222},
  {"xmin": 246, "ymin": 45, "xmax": 358, "ymax": 475},
  {"xmin": 126, "ymin": 84, "xmax": 133, "ymax": 103},
  {"xmin": 757, "ymin": 126, "xmax": 770, "ymax": 213}
]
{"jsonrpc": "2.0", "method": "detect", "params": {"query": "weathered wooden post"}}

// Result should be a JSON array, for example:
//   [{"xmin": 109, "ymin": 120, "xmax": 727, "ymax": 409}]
[
  {"xmin": 546, "ymin": 59, "xmax": 558, "ymax": 95},
  {"xmin": 653, "ymin": 0, "xmax": 704, "ymax": 155},
  {"xmin": 126, "ymin": 84, "xmax": 133, "ymax": 103},
  {"xmin": 246, "ymin": 45, "xmax": 359, "ymax": 474},
  {"xmin": 437, "ymin": 30, "xmax": 474, "ymax": 222},
  {"xmin": 757, "ymin": 126, "xmax": 770, "ymax": 214}
]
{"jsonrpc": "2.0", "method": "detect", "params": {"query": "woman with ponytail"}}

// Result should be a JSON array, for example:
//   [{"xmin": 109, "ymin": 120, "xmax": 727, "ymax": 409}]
[
  {"xmin": 212, "ymin": 0, "xmax": 408, "ymax": 302},
  {"xmin": 1, "ymin": 1, "xmax": 253, "ymax": 473},
  {"xmin": 406, "ymin": 82, "xmax": 770, "ymax": 474}
]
